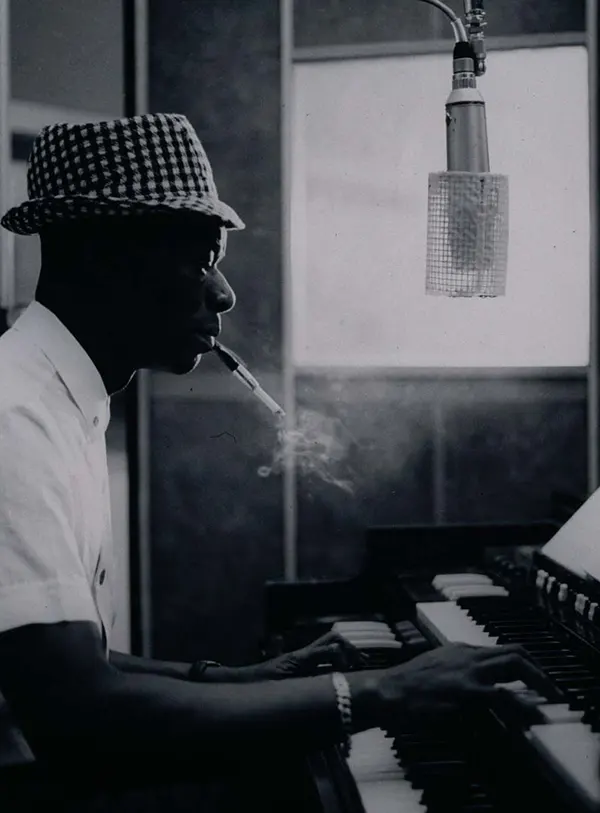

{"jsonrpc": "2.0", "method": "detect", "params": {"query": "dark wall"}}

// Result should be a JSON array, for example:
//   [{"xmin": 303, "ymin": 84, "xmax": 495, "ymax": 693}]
[
  {"xmin": 148, "ymin": 0, "xmax": 588, "ymax": 664},
  {"xmin": 148, "ymin": 0, "xmax": 282, "ymax": 371},
  {"xmin": 148, "ymin": 0, "xmax": 283, "ymax": 664},
  {"xmin": 10, "ymin": 0, "xmax": 124, "ymax": 114},
  {"xmin": 296, "ymin": 376, "xmax": 587, "ymax": 578}
]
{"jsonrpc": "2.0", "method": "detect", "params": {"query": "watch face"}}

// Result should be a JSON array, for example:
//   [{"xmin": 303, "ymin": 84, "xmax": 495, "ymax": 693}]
[{"xmin": 190, "ymin": 659, "xmax": 222, "ymax": 679}]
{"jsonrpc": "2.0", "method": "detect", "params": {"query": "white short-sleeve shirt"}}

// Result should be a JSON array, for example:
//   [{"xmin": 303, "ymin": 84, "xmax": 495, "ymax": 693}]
[{"xmin": 0, "ymin": 301, "xmax": 114, "ymax": 763}]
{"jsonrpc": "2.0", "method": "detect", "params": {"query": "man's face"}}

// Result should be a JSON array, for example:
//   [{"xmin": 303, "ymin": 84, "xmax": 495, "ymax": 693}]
[{"xmin": 118, "ymin": 216, "xmax": 236, "ymax": 374}]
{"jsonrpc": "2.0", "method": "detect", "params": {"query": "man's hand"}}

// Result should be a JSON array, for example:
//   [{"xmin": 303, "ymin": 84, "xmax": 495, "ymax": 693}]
[
  {"xmin": 250, "ymin": 630, "xmax": 366, "ymax": 680},
  {"xmin": 373, "ymin": 643, "xmax": 556, "ymax": 730}
]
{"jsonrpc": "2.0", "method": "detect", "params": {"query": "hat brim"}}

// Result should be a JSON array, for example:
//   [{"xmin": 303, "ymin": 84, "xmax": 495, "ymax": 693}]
[{"xmin": 0, "ymin": 194, "xmax": 245, "ymax": 236}]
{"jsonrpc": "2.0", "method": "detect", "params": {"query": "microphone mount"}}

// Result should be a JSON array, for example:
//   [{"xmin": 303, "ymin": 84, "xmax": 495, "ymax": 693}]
[{"xmin": 417, "ymin": 0, "xmax": 487, "ymax": 76}]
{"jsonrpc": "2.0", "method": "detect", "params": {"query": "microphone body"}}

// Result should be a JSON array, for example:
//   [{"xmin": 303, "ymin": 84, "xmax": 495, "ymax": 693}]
[
  {"xmin": 426, "ymin": 43, "xmax": 509, "ymax": 298},
  {"xmin": 446, "ymin": 86, "xmax": 489, "ymax": 172}
]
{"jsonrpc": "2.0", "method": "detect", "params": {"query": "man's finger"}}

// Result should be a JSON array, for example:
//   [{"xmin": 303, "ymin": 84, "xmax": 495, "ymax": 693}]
[
  {"xmin": 475, "ymin": 653, "xmax": 560, "ymax": 699},
  {"xmin": 317, "ymin": 634, "xmax": 364, "ymax": 658},
  {"xmin": 315, "ymin": 630, "xmax": 343, "ymax": 646},
  {"xmin": 313, "ymin": 642, "xmax": 365, "ymax": 670},
  {"xmin": 307, "ymin": 642, "xmax": 341, "ymax": 664},
  {"xmin": 463, "ymin": 643, "xmax": 527, "ymax": 659},
  {"xmin": 335, "ymin": 637, "xmax": 366, "ymax": 658},
  {"xmin": 316, "ymin": 642, "xmax": 350, "ymax": 664}
]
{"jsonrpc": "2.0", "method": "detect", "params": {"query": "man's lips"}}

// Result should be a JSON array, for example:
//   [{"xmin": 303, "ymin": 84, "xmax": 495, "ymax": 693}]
[{"xmin": 191, "ymin": 332, "xmax": 218, "ymax": 351}]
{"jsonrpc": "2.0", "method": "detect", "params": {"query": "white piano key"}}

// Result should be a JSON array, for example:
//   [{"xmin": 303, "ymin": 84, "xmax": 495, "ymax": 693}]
[
  {"xmin": 416, "ymin": 601, "xmax": 499, "ymax": 647},
  {"xmin": 432, "ymin": 573, "xmax": 494, "ymax": 589},
  {"xmin": 336, "ymin": 629, "xmax": 396, "ymax": 642},
  {"xmin": 441, "ymin": 585, "xmax": 509, "ymax": 600},
  {"xmin": 350, "ymin": 638, "xmax": 405, "ymax": 650},
  {"xmin": 527, "ymin": 723, "xmax": 600, "ymax": 809},
  {"xmin": 501, "ymin": 679, "xmax": 536, "ymax": 694},
  {"xmin": 333, "ymin": 621, "xmax": 391, "ymax": 632},
  {"xmin": 498, "ymin": 680, "xmax": 550, "ymax": 707},
  {"xmin": 536, "ymin": 704, "xmax": 586, "ymax": 724},
  {"xmin": 355, "ymin": 780, "xmax": 428, "ymax": 813},
  {"xmin": 355, "ymin": 781, "xmax": 427, "ymax": 813},
  {"xmin": 333, "ymin": 620, "xmax": 404, "ymax": 650}
]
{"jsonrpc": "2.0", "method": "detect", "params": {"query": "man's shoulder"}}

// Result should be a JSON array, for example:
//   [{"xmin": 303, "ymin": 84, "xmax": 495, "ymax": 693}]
[
  {"xmin": 0, "ymin": 329, "xmax": 64, "ymax": 462},
  {"xmin": 0, "ymin": 324, "xmax": 55, "ymax": 416}
]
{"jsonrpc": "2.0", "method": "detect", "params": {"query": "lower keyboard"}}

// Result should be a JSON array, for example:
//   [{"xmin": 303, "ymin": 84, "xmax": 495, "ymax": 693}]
[{"xmin": 346, "ymin": 725, "xmax": 513, "ymax": 813}]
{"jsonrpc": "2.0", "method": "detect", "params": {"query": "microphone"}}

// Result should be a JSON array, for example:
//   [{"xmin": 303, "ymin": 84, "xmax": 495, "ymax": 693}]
[{"xmin": 425, "ymin": 40, "xmax": 509, "ymax": 297}]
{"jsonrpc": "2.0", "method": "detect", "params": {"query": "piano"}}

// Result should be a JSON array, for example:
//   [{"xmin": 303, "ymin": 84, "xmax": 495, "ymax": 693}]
[{"xmin": 264, "ymin": 491, "xmax": 600, "ymax": 813}]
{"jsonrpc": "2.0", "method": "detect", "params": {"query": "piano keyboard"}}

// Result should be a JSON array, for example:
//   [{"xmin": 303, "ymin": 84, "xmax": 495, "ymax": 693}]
[
  {"xmin": 325, "ymin": 575, "xmax": 600, "ymax": 812},
  {"xmin": 417, "ymin": 600, "xmax": 500, "ymax": 647},
  {"xmin": 332, "ymin": 619, "xmax": 429, "ymax": 669},
  {"xmin": 414, "ymin": 573, "xmax": 600, "ymax": 811},
  {"xmin": 332, "ymin": 621, "xmax": 405, "ymax": 650},
  {"xmin": 346, "ymin": 726, "xmax": 508, "ymax": 813},
  {"xmin": 346, "ymin": 729, "xmax": 426, "ymax": 813},
  {"xmin": 334, "ymin": 611, "xmax": 537, "ymax": 812}
]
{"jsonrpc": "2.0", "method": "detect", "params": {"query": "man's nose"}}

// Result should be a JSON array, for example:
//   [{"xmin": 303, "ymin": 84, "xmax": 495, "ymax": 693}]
[{"xmin": 204, "ymin": 269, "xmax": 236, "ymax": 314}]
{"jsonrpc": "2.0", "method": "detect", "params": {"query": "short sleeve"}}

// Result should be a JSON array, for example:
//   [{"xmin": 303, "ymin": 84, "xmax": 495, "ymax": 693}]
[{"xmin": 0, "ymin": 404, "xmax": 99, "ymax": 634}]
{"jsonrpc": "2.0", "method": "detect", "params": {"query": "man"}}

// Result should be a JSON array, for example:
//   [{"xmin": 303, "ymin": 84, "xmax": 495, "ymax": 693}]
[{"xmin": 0, "ymin": 114, "xmax": 551, "ymax": 807}]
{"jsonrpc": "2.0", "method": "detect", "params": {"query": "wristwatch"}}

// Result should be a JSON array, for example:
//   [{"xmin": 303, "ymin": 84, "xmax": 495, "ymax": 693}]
[{"xmin": 188, "ymin": 659, "xmax": 222, "ymax": 681}]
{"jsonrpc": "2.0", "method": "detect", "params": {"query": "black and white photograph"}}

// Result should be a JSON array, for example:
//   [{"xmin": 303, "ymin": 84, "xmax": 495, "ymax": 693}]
[{"xmin": 0, "ymin": 1, "xmax": 598, "ymax": 811}]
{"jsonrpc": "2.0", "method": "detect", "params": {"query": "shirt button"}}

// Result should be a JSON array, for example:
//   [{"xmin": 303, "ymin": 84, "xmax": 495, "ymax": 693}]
[
  {"xmin": 93, "ymin": 417, "xmax": 99, "ymax": 427},
  {"xmin": 98, "ymin": 569, "xmax": 106, "ymax": 585}
]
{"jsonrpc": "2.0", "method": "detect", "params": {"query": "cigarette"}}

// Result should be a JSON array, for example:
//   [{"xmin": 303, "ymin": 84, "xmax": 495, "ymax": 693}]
[{"xmin": 213, "ymin": 342, "xmax": 286, "ymax": 418}]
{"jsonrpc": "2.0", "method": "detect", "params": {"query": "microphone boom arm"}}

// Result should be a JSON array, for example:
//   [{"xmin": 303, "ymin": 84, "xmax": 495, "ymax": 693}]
[
  {"xmin": 416, "ymin": 0, "xmax": 468, "ymax": 42},
  {"xmin": 416, "ymin": 0, "xmax": 487, "ymax": 75}
]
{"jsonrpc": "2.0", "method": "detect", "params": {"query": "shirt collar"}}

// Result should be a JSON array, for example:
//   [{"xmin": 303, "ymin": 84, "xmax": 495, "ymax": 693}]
[{"xmin": 13, "ymin": 301, "xmax": 110, "ymax": 435}]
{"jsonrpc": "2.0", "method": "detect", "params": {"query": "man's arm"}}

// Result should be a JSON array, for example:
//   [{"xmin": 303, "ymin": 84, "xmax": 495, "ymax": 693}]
[
  {"xmin": 109, "ymin": 650, "xmax": 191, "ymax": 679},
  {"xmin": 109, "ymin": 650, "xmax": 268, "ymax": 682},
  {"xmin": 0, "ymin": 621, "xmax": 555, "ymax": 792},
  {"xmin": 0, "ymin": 621, "xmax": 379, "ymax": 781}
]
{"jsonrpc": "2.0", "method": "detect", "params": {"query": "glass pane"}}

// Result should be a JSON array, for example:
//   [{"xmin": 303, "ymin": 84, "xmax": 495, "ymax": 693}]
[{"xmin": 291, "ymin": 47, "xmax": 590, "ymax": 367}]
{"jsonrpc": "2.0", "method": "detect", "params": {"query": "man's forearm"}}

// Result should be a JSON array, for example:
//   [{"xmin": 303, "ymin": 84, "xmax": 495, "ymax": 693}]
[
  {"xmin": 37, "ymin": 669, "xmax": 380, "ymax": 780},
  {"xmin": 109, "ymin": 650, "xmax": 264, "ymax": 683},
  {"xmin": 109, "ymin": 650, "xmax": 191, "ymax": 680}
]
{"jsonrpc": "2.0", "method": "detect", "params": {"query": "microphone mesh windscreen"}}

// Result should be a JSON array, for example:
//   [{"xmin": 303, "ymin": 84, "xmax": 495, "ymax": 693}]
[{"xmin": 426, "ymin": 172, "xmax": 509, "ymax": 297}]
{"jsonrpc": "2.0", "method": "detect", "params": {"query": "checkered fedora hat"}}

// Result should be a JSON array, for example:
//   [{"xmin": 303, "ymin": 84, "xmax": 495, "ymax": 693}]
[{"xmin": 1, "ymin": 113, "xmax": 245, "ymax": 235}]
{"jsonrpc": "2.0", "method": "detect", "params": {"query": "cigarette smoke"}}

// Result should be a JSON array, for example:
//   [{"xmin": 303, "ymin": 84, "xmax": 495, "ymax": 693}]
[{"xmin": 257, "ymin": 407, "xmax": 358, "ymax": 494}]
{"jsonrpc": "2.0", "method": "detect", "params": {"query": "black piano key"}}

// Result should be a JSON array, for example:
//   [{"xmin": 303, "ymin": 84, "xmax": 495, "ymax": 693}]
[
  {"xmin": 529, "ymin": 653, "xmax": 581, "ymax": 665},
  {"xmin": 387, "ymin": 722, "xmax": 506, "ymax": 813},
  {"xmin": 458, "ymin": 597, "xmax": 539, "ymax": 612},
  {"xmin": 552, "ymin": 676, "xmax": 600, "ymax": 688},
  {"xmin": 422, "ymin": 787, "xmax": 490, "ymax": 805},
  {"xmin": 496, "ymin": 636, "xmax": 560, "ymax": 646},
  {"xmin": 447, "ymin": 595, "xmax": 600, "ymax": 720},
  {"xmin": 544, "ymin": 665, "xmax": 594, "ymax": 675},
  {"xmin": 561, "ymin": 691, "xmax": 591, "ymax": 709},
  {"xmin": 502, "ymin": 641, "xmax": 568, "ymax": 652},
  {"xmin": 479, "ymin": 619, "xmax": 549, "ymax": 627},
  {"xmin": 419, "ymin": 780, "xmax": 492, "ymax": 807}
]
